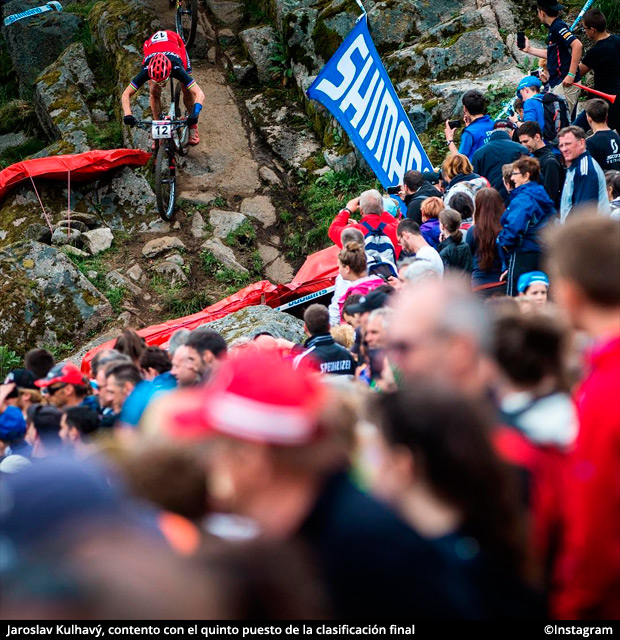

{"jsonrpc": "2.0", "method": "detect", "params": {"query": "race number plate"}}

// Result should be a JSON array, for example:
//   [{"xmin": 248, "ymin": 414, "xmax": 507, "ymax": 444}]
[{"xmin": 152, "ymin": 121, "xmax": 172, "ymax": 139}]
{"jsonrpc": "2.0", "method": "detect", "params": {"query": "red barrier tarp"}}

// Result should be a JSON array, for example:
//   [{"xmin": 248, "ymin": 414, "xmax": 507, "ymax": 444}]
[{"xmin": 0, "ymin": 149, "xmax": 152, "ymax": 201}]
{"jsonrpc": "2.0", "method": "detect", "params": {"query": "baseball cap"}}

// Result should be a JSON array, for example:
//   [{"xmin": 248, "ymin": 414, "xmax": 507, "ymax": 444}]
[
  {"xmin": 346, "ymin": 288, "xmax": 393, "ymax": 315},
  {"xmin": 35, "ymin": 362, "xmax": 87, "ymax": 389},
  {"xmin": 0, "ymin": 406, "xmax": 27, "ymax": 442},
  {"xmin": 537, "ymin": 0, "xmax": 565, "ymax": 11},
  {"xmin": 3, "ymin": 368, "xmax": 37, "ymax": 399},
  {"xmin": 517, "ymin": 270, "xmax": 550, "ymax": 294},
  {"xmin": 169, "ymin": 350, "xmax": 326, "ymax": 446},
  {"xmin": 517, "ymin": 76, "xmax": 542, "ymax": 98},
  {"xmin": 422, "ymin": 170, "xmax": 441, "ymax": 185}
]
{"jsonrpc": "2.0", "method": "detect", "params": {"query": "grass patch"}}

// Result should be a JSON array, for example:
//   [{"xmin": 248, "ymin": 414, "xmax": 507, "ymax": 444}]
[
  {"xmin": 225, "ymin": 219, "xmax": 256, "ymax": 248},
  {"xmin": 0, "ymin": 345, "xmax": 21, "ymax": 380},
  {"xmin": 150, "ymin": 273, "xmax": 212, "ymax": 319},
  {"xmin": 487, "ymin": 84, "xmax": 517, "ymax": 119},
  {"xmin": 294, "ymin": 169, "xmax": 380, "ymax": 256},
  {"xmin": 0, "ymin": 138, "xmax": 48, "ymax": 168},
  {"xmin": 84, "ymin": 122, "xmax": 122, "ymax": 149},
  {"xmin": 67, "ymin": 252, "xmax": 126, "ymax": 312},
  {"xmin": 41, "ymin": 341, "xmax": 75, "ymax": 361},
  {"xmin": 201, "ymin": 250, "xmax": 251, "ymax": 294},
  {"xmin": 250, "ymin": 250, "xmax": 263, "ymax": 277}
]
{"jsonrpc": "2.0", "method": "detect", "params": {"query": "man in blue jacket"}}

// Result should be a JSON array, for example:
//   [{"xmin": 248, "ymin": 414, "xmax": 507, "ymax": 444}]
[
  {"xmin": 444, "ymin": 90, "xmax": 494, "ymax": 160},
  {"xmin": 516, "ymin": 76, "xmax": 545, "ymax": 132},
  {"xmin": 558, "ymin": 126, "xmax": 611, "ymax": 222},
  {"xmin": 472, "ymin": 123, "xmax": 528, "ymax": 204}
]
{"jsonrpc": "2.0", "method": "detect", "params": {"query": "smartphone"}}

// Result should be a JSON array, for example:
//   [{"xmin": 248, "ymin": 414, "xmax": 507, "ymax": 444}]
[
  {"xmin": 448, "ymin": 120, "xmax": 462, "ymax": 129},
  {"xmin": 517, "ymin": 31, "xmax": 526, "ymax": 49},
  {"xmin": 386, "ymin": 185, "xmax": 400, "ymax": 195}
]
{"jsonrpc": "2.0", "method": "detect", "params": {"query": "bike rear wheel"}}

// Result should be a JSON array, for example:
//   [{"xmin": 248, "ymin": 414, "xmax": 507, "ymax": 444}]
[
  {"xmin": 176, "ymin": 0, "xmax": 198, "ymax": 49},
  {"xmin": 154, "ymin": 144, "xmax": 177, "ymax": 221}
]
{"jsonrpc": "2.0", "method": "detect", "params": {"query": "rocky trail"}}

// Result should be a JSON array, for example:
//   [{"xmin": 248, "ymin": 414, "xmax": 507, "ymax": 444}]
[{"xmin": 148, "ymin": 0, "xmax": 294, "ymax": 284}]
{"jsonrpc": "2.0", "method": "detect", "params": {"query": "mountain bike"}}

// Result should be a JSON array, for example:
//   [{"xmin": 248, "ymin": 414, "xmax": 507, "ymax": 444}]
[
  {"xmin": 136, "ymin": 81, "xmax": 190, "ymax": 221},
  {"xmin": 175, "ymin": 0, "xmax": 198, "ymax": 49}
]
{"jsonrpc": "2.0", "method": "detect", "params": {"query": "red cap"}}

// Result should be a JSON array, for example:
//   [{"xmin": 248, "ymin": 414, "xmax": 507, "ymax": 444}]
[
  {"xmin": 35, "ymin": 363, "xmax": 87, "ymax": 388},
  {"xmin": 170, "ymin": 350, "xmax": 325, "ymax": 446}
]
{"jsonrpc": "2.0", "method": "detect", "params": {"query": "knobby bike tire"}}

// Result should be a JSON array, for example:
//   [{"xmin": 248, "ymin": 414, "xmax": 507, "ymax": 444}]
[
  {"xmin": 154, "ymin": 144, "xmax": 177, "ymax": 221},
  {"xmin": 176, "ymin": 0, "xmax": 198, "ymax": 49},
  {"xmin": 173, "ymin": 82, "xmax": 190, "ymax": 156}
]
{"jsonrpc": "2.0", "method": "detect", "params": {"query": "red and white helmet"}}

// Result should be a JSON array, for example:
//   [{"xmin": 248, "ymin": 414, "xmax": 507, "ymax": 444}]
[{"xmin": 147, "ymin": 54, "xmax": 172, "ymax": 83}]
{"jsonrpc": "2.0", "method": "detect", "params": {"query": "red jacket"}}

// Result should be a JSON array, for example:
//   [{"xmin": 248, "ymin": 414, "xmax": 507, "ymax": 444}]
[
  {"xmin": 328, "ymin": 209, "xmax": 401, "ymax": 259},
  {"xmin": 553, "ymin": 335, "xmax": 620, "ymax": 619}
]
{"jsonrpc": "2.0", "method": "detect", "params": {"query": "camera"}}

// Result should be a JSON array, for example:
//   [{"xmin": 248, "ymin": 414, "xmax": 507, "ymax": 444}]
[{"xmin": 386, "ymin": 186, "xmax": 401, "ymax": 195}]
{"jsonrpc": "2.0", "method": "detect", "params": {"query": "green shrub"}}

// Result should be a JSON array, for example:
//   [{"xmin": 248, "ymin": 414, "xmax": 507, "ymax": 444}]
[{"xmin": 0, "ymin": 345, "xmax": 21, "ymax": 380}]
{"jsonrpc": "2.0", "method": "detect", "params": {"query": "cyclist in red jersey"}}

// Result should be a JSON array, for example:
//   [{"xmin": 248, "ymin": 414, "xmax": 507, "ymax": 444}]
[{"xmin": 121, "ymin": 30, "xmax": 205, "ymax": 145}]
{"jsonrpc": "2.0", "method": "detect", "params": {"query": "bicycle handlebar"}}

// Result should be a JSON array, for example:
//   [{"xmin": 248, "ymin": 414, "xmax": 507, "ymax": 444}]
[{"xmin": 135, "ymin": 119, "xmax": 187, "ymax": 131}]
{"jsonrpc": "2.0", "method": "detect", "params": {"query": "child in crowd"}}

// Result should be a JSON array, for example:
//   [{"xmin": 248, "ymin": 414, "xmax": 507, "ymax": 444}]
[
  {"xmin": 419, "ymin": 196, "xmax": 443, "ymax": 248},
  {"xmin": 518, "ymin": 271, "xmax": 550, "ymax": 307}
]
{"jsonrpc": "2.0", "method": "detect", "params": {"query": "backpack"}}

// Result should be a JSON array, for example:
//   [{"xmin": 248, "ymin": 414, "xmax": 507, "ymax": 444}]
[
  {"xmin": 361, "ymin": 221, "xmax": 397, "ymax": 266},
  {"xmin": 542, "ymin": 93, "xmax": 570, "ymax": 144}
]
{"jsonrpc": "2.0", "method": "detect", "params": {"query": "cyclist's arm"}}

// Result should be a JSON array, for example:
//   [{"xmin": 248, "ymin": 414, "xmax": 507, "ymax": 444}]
[
  {"xmin": 122, "ymin": 70, "xmax": 149, "ymax": 115},
  {"xmin": 121, "ymin": 85, "xmax": 137, "ymax": 116},
  {"xmin": 189, "ymin": 82, "xmax": 205, "ymax": 106}
]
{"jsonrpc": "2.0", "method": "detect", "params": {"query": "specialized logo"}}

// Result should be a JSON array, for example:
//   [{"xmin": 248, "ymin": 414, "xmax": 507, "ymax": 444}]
[{"xmin": 307, "ymin": 15, "xmax": 431, "ymax": 191}]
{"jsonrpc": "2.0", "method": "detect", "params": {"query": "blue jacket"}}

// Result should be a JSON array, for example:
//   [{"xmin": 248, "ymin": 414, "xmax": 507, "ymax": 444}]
[
  {"xmin": 523, "ymin": 94, "xmax": 545, "ymax": 132},
  {"xmin": 459, "ymin": 115, "xmax": 494, "ymax": 159},
  {"xmin": 497, "ymin": 182, "xmax": 556, "ymax": 265},
  {"xmin": 560, "ymin": 151, "xmax": 611, "ymax": 222}
]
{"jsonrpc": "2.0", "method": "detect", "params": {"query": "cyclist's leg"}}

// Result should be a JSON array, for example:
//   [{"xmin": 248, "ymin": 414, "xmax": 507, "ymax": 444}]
[{"xmin": 150, "ymin": 82, "xmax": 163, "ymax": 119}]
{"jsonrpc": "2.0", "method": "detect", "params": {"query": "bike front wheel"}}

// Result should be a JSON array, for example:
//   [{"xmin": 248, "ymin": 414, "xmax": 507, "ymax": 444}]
[
  {"xmin": 173, "ymin": 83, "xmax": 190, "ymax": 156},
  {"xmin": 154, "ymin": 144, "xmax": 177, "ymax": 221},
  {"xmin": 176, "ymin": 0, "xmax": 198, "ymax": 49}
]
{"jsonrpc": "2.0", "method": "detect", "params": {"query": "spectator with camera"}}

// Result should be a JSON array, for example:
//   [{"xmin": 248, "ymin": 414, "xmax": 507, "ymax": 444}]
[{"xmin": 444, "ymin": 90, "xmax": 494, "ymax": 160}]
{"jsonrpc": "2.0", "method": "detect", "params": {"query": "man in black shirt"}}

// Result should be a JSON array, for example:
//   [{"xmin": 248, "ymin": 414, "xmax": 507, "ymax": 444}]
[
  {"xmin": 520, "ymin": 0, "xmax": 583, "ymax": 117},
  {"xmin": 579, "ymin": 9, "xmax": 620, "ymax": 133},
  {"xmin": 399, "ymin": 170, "xmax": 442, "ymax": 224},
  {"xmin": 518, "ymin": 121, "xmax": 565, "ymax": 207},
  {"xmin": 292, "ymin": 304, "xmax": 355, "ymax": 376},
  {"xmin": 585, "ymin": 99, "xmax": 620, "ymax": 171}
]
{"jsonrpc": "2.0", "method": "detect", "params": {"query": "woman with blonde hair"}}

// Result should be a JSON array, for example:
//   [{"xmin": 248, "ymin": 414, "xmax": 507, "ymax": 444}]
[
  {"xmin": 442, "ymin": 153, "xmax": 489, "ymax": 208},
  {"xmin": 336, "ymin": 242, "xmax": 384, "ymax": 320}
]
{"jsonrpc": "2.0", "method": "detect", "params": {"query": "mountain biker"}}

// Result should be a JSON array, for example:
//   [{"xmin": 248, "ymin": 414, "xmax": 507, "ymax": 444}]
[{"xmin": 121, "ymin": 30, "xmax": 205, "ymax": 146}]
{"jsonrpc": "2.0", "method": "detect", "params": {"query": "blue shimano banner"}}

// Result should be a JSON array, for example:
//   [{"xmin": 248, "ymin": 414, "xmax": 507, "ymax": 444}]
[{"xmin": 307, "ymin": 14, "xmax": 432, "ymax": 188}]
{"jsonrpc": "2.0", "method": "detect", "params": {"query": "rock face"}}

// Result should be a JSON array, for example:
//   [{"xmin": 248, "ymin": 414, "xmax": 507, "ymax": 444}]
[
  {"xmin": 1, "ymin": 0, "xmax": 82, "ymax": 95},
  {"xmin": 82, "ymin": 228, "xmax": 114, "ymax": 255},
  {"xmin": 0, "ymin": 241, "xmax": 112, "ymax": 355},
  {"xmin": 209, "ymin": 209, "xmax": 247, "ymax": 239},
  {"xmin": 33, "ymin": 42, "xmax": 95, "ymax": 154},
  {"xmin": 201, "ymin": 238, "xmax": 248, "ymax": 275},
  {"xmin": 96, "ymin": 168, "xmax": 157, "ymax": 229},
  {"xmin": 239, "ymin": 26, "xmax": 279, "ymax": 83},
  {"xmin": 142, "ymin": 236, "xmax": 187, "ymax": 259},
  {"xmin": 203, "ymin": 305, "xmax": 305, "ymax": 344},
  {"xmin": 245, "ymin": 93, "xmax": 320, "ymax": 170}
]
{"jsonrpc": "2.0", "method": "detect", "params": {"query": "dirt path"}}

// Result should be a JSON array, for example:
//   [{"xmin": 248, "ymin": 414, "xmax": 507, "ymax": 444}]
[{"xmin": 144, "ymin": 0, "xmax": 293, "ymax": 282}]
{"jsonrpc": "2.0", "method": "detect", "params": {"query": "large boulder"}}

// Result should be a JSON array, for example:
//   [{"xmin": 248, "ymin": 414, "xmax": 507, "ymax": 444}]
[
  {"xmin": 0, "ymin": 240, "xmax": 112, "ymax": 355},
  {"xmin": 245, "ymin": 92, "xmax": 320, "ymax": 170},
  {"xmin": 1, "ymin": 0, "xmax": 82, "ymax": 95},
  {"xmin": 33, "ymin": 42, "xmax": 95, "ymax": 154},
  {"xmin": 239, "ymin": 26, "xmax": 279, "ymax": 84},
  {"xmin": 95, "ymin": 167, "xmax": 157, "ymax": 229},
  {"xmin": 202, "ymin": 305, "xmax": 305, "ymax": 344}
]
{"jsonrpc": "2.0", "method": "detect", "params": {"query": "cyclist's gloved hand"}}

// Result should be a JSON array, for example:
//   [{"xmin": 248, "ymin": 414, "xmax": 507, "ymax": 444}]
[
  {"xmin": 124, "ymin": 115, "xmax": 137, "ymax": 127},
  {"xmin": 187, "ymin": 114, "xmax": 198, "ymax": 127}
]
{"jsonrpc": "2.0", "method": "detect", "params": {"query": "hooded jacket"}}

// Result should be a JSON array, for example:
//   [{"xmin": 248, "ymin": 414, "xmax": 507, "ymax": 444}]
[
  {"xmin": 497, "ymin": 182, "xmax": 556, "ymax": 260},
  {"xmin": 292, "ymin": 334, "xmax": 355, "ymax": 376},
  {"xmin": 404, "ymin": 182, "xmax": 442, "ymax": 225},
  {"xmin": 533, "ymin": 145, "xmax": 564, "ymax": 209}
]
